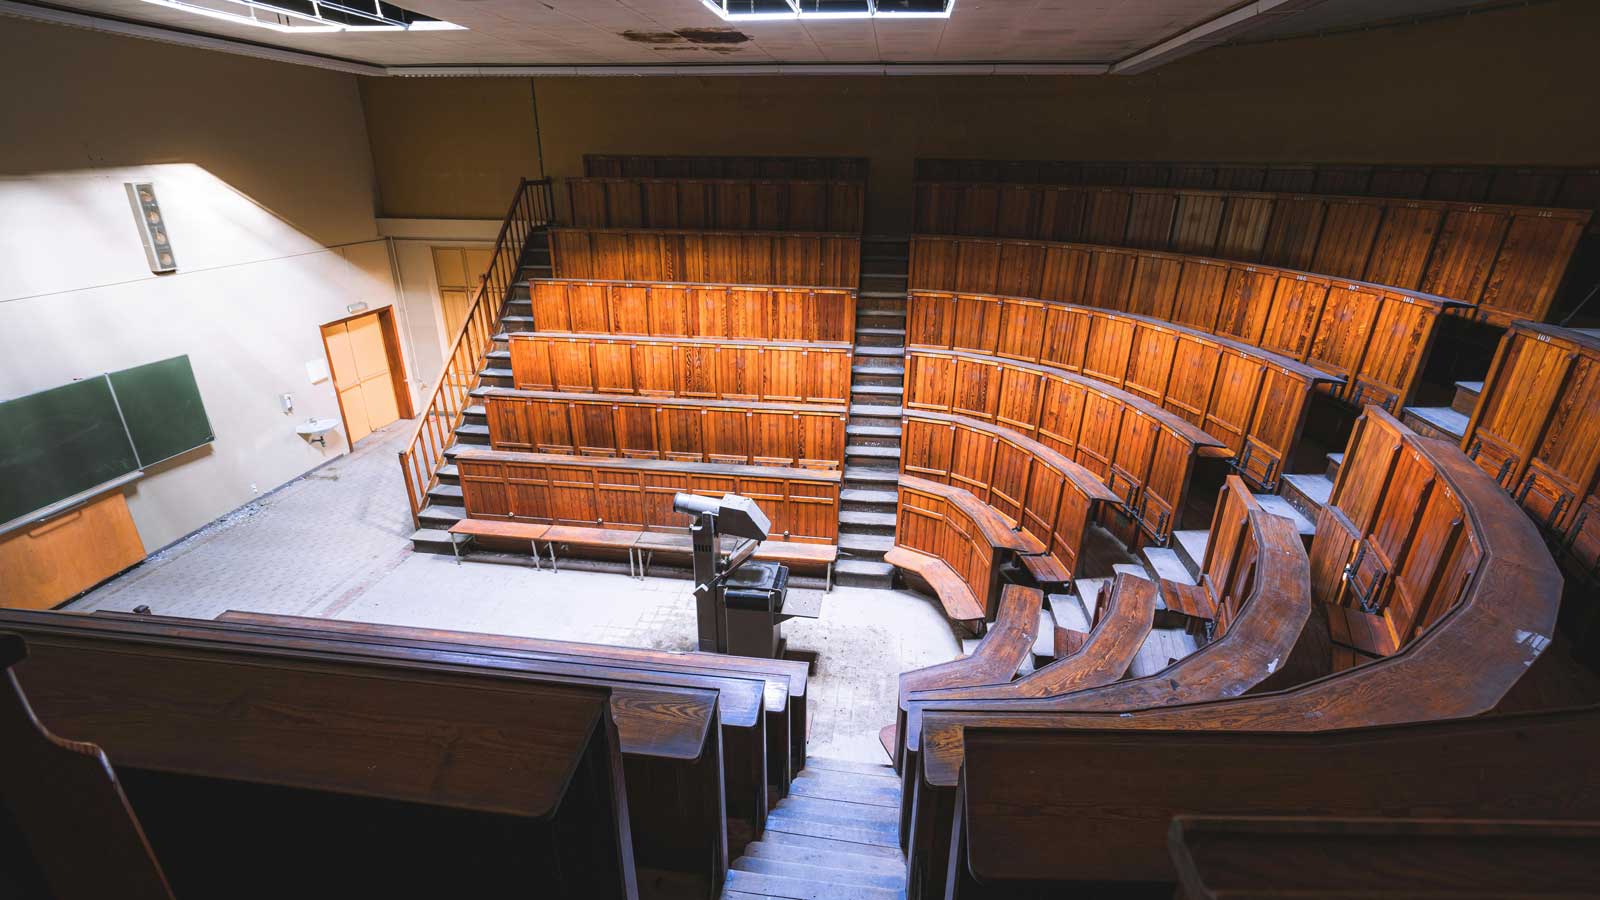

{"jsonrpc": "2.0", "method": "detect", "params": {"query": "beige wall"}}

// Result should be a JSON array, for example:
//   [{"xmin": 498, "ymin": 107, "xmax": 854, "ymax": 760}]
[
  {"xmin": 0, "ymin": 19, "xmax": 411, "ymax": 553},
  {"xmin": 361, "ymin": 0, "xmax": 1599, "ymax": 231}
]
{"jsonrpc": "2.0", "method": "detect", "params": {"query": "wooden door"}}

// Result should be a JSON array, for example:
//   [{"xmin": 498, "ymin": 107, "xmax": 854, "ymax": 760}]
[
  {"xmin": 431, "ymin": 246, "xmax": 494, "ymax": 338},
  {"xmin": 322, "ymin": 310, "xmax": 407, "ymax": 446}
]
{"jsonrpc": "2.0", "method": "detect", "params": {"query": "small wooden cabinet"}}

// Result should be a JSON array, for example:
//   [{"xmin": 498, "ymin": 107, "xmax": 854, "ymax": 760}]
[{"xmin": 0, "ymin": 490, "xmax": 145, "ymax": 610}]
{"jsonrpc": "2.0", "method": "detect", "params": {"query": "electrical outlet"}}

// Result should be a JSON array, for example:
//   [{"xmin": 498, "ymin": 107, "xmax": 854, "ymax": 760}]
[{"xmin": 250, "ymin": 483, "xmax": 259, "ymax": 494}]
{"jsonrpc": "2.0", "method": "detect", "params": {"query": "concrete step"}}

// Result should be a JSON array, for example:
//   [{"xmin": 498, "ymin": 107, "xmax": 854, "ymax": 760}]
[
  {"xmin": 757, "ymin": 829, "xmax": 902, "ymax": 861},
  {"xmin": 426, "ymin": 483, "xmax": 463, "ymax": 505},
  {"xmin": 1072, "ymin": 577, "xmax": 1110, "ymax": 622},
  {"xmin": 854, "ymin": 346, "xmax": 906, "ymax": 361},
  {"xmin": 834, "ymin": 558, "xmax": 896, "ymax": 589},
  {"xmin": 1451, "ymin": 379, "xmax": 1484, "ymax": 416},
  {"xmin": 722, "ymin": 868, "xmax": 901, "ymax": 900},
  {"xmin": 1326, "ymin": 451, "xmax": 1344, "ymax": 482},
  {"xmin": 851, "ymin": 386, "xmax": 905, "ymax": 406},
  {"xmin": 854, "ymin": 327, "xmax": 907, "ymax": 347},
  {"xmin": 845, "ymin": 425, "xmax": 902, "ymax": 448},
  {"xmin": 499, "ymin": 314, "xmax": 534, "ymax": 331},
  {"xmin": 486, "ymin": 349, "xmax": 511, "ymax": 363},
  {"xmin": 408, "ymin": 527, "xmax": 462, "ymax": 555},
  {"xmin": 1281, "ymin": 472, "xmax": 1334, "ymax": 522},
  {"xmin": 846, "ymin": 444, "xmax": 900, "ymax": 460},
  {"xmin": 480, "ymin": 367, "xmax": 514, "ymax": 386},
  {"xmin": 436, "ymin": 463, "xmax": 460, "ymax": 484},
  {"xmin": 856, "ymin": 308, "xmax": 907, "ymax": 324},
  {"xmin": 731, "ymin": 857, "xmax": 904, "ymax": 892},
  {"xmin": 1254, "ymin": 493, "xmax": 1317, "ymax": 540},
  {"xmin": 1172, "ymin": 530, "xmax": 1210, "ymax": 580},
  {"xmin": 741, "ymin": 839, "xmax": 904, "ymax": 875},
  {"xmin": 841, "ymin": 488, "xmax": 898, "ymax": 511},
  {"xmin": 1401, "ymin": 405, "xmax": 1469, "ymax": 442},
  {"xmin": 839, "ymin": 532, "xmax": 895, "ymax": 560},
  {"xmin": 418, "ymin": 504, "xmax": 465, "ymax": 528},
  {"xmin": 1048, "ymin": 592, "xmax": 1090, "ymax": 634},
  {"xmin": 786, "ymin": 770, "xmax": 901, "ymax": 808},
  {"xmin": 773, "ymin": 795, "xmax": 898, "ymax": 830},
  {"xmin": 462, "ymin": 403, "xmax": 486, "ymax": 421},
  {"xmin": 454, "ymin": 423, "xmax": 490, "ymax": 444},
  {"xmin": 843, "ymin": 468, "xmax": 899, "ymax": 487},
  {"xmin": 851, "ymin": 366, "xmax": 904, "ymax": 388},
  {"xmin": 839, "ymin": 510, "xmax": 896, "ymax": 535}
]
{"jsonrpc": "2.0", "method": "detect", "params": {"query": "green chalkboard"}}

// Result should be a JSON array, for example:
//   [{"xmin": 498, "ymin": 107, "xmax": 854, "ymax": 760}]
[
  {"xmin": 0, "ymin": 378, "xmax": 142, "ymax": 525},
  {"xmin": 109, "ymin": 356, "xmax": 214, "ymax": 468}
]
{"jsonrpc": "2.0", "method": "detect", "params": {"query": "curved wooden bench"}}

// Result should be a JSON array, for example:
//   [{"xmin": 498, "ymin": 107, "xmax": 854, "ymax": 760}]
[
  {"xmin": 904, "ymin": 355, "xmax": 1223, "ymax": 542},
  {"xmin": 454, "ymin": 447, "xmax": 841, "ymax": 545},
  {"xmin": 881, "ymin": 585, "xmax": 1042, "ymax": 770},
  {"xmin": 904, "ymin": 407, "xmax": 1560, "ymax": 896},
  {"xmin": 565, "ymin": 176, "xmax": 866, "ymax": 233},
  {"xmin": 525, "ymin": 278, "xmax": 857, "ymax": 343},
  {"xmin": 911, "ymin": 185, "xmax": 1587, "ymax": 325},
  {"xmin": 911, "ymin": 235, "xmax": 1469, "ymax": 422},
  {"xmin": 908, "ymin": 290, "xmax": 1338, "ymax": 488},
  {"xmin": 899, "ymin": 414, "xmax": 1120, "ymax": 579},
  {"xmin": 484, "ymin": 389, "xmax": 848, "ymax": 470},
  {"xmin": 549, "ymin": 226, "xmax": 861, "ymax": 289},
  {"xmin": 506, "ymin": 332, "xmax": 853, "ymax": 406}
]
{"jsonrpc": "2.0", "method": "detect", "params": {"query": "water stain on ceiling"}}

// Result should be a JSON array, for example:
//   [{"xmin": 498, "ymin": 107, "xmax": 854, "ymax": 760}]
[{"xmin": 621, "ymin": 27, "xmax": 751, "ymax": 46}]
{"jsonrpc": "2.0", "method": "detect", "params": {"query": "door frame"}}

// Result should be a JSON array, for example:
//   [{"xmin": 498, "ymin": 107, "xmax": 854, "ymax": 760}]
[{"xmin": 320, "ymin": 305, "xmax": 415, "ymax": 448}]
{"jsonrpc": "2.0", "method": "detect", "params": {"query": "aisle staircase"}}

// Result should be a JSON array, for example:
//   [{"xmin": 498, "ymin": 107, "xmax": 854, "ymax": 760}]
[
  {"xmin": 722, "ymin": 757, "xmax": 906, "ymax": 900},
  {"xmin": 835, "ymin": 236, "xmax": 911, "ymax": 589}
]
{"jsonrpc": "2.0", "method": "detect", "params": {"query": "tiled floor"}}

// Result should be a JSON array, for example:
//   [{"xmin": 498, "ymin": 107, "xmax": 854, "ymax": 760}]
[{"xmin": 72, "ymin": 418, "xmax": 960, "ymax": 763}]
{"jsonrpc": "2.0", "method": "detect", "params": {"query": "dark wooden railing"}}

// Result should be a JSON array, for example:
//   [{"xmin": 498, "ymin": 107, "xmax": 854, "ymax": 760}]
[{"xmin": 399, "ymin": 178, "xmax": 556, "ymax": 527}]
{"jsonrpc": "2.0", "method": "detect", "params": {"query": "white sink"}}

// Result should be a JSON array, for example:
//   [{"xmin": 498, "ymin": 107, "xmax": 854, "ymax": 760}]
[{"xmin": 295, "ymin": 417, "xmax": 341, "ymax": 436}]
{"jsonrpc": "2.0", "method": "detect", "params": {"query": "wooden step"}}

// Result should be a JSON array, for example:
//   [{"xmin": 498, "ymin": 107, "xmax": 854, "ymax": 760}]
[
  {"xmin": 834, "ymin": 558, "xmax": 896, "ymax": 588},
  {"xmin": 1281, "ymin": 472, "xmax": 1334, "ymax": 521},
  {"xmin": 804, "ymin": 757, "xmax": 898, "ymax": 778},
  {"xmin": 1253, "ymin": 493, "xmax": 1316, "ymax": 539},
  {"xmin": 1451, "ymin": 379, "xmax": 1484, "ymax": 416},
  {"xmin": 1172, "ymin": 530, "xmax": 1210, "ymax": 580},
  {"xmin": 722, "ymin": 868, "xmax": 902, "ymax": 900},
  {"xmin": 1401, "ymin": 405, "xmax": 1469, "ymax": 442},
  {"xmin": 763, "ymin": 811, "xmax": 899, "ymax": 849},
  {"xmin": 1143, "ymin": 546, "xmax": 1195, "ymax": 586},
  {"xmin": 731, "ymin": 857, "xmax": 904, "ymax": 892},
  {"xmin": 787, "ymin": 773, "xmax": 901, "ymax": 809},
  {"xmin": 741, "ymin": 839, "xmax": 904, "ymax": 874},
  {"xmin": 774, "ymin": 795, "xmax": 898, "ymax": 830},
  {"xmin": 757, "ymin": 829, "xmax": 901, "ymax": 860}
]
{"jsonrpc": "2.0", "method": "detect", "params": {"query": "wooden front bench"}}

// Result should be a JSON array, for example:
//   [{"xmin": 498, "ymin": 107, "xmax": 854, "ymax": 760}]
[
  {"xmin": 1168, "ymin": 815, "xmax": 1600, "ymax": 900},
  {"xmin": 24, "ymin": 609, "xmax": 743, "ymax": 895},
  {"xmin": 884, "ymin": 546, "xmax": 985, "ymax": 629},
  {"xmin": 446, "ymin": 518, "xmax": 549, "ymax": 566},
  {"xmin": 881, "ymin": 585, "xmax": 1043, "ymax": 771},
  {"xmin": 0, "ymin": 612, "xmax": 635, "ymax": 900},
  {"xmin": 525, "ymin": 278, "xmax": 858, "ymax": 343},
  {"xmin": 632, "ymin": 531, "xmax": 838, "ymax": 591}
]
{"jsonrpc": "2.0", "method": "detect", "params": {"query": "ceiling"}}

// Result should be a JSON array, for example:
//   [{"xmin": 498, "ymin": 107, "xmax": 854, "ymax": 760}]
[{"xmin": 3, "ymin": 0, "xmax": 1514, "ymax": 71}]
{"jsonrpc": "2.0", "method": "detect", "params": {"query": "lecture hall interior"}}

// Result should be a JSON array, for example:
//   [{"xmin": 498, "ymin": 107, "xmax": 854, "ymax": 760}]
[{"xmin": 3, "ymin": 0, "xmax": 1600, "ymax": 896}]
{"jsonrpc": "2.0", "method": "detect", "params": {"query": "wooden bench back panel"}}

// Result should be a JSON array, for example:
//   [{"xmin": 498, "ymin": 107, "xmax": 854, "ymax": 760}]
[
  {"xmin": 896, "ymin": 482, "xmax": 1004, "ymax": 620},
  {"xmin": 912, "ymin": 235, "xmax": 1445, "ymax": 416},
  {"xmin": 507, "ymin": 333, "xmax": 852, "ymax": 405},
  {"xmin": 910, "ymin": 289, "xmax": 1325, "ymax": 491},
  {"xmin": 915, "ymin": 159, "xmax": 1599, "ymax": 209},
  {"xmin": 900, "ymin": 412, "xmax": 1118, "ymax": 578},
  {"xmin": 904, "ymin": 351, "xmax": 1217, "ymax": 540},
  {"xmin": 485, "ymin": 391, "xmax": 846, "ymax": 470},
  {"xmin": 914, "ymin": 184, "xmax": 1587, "ymax": 325},
  {"xmin": 1462, "ymin": 323, "xmax": 1600, "ymax": 538},
  {"xmin": 586, "ymin": 154, "xmax": 868, "ymax": 182},
  {"xmin": 457, "ymin": 448, "xmax": 840, "ymax": 544},
  {"xmin": 528, "ymin": 279, "xmax": 857, "ymax": 343},
  {"xmin": 550, "ymin": 228, "xmax": 860, "ymax": 288},
  {"xmin": 567, "ymin": 178, "xmax": 865, "ymax": 233}
]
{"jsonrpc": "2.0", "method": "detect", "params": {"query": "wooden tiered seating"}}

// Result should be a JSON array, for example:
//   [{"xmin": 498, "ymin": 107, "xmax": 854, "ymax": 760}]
[
  {"xmin": 549, "ymin": 227, "xmax": 861, "ymax": 288},
  {"xmin": 898, "ymin": 414, "xmax": 1121, "ymax": 580},
  {"xmin": 901, "ymin": 407, "xmax": 1560, "ymax": 897},
  {"xmin": 912, "ymin": 236, "xmax": 1463, "ymax": 417},
  {"xmin": 484, "ymin": 390, "xmax": 847, "ymax": 470},
  {"xmin": 526, "ymin": 279, "xmax": 857, "ymax": 343},
  {"xmin": 903, "ymin": 358, "xmax": 1227, "ymax": 542},
  {"xmin": 907, "ymin": 289, "xmax": 1337, "ymax": 488},
  {"xmin": 507, "ymin": 333, "xmax": 852, "ymax": 405},
  {"xmin": 566, "ymin": 177, "xmax": 866, "ymax": 233},
  {"xmin": 0, "ymin": 612, "xmax": 638, "ymax": 899},
  {"xmin": 915, "ymin": 157, "xmax": 1600, "ymax": 211},
  {"xmin": 947, "ymin": 707, "xmax": 1600, "ymax": 892},
  {"xmin": 1167, "ymin": 815, "xmax": 1600, "ymax": 900},
  {"xmin": 456, "ymin": 447, "xmax": 840, "ymax": 541},
  {"xmin": 912, "ymin": 184, "xmax": 1588, "ymax": 325},
  {"xmin": 586, "ymin": 154, "xmax": 867, "ymax": 181},
  {"xmin": 881, "ymin": 585, "xmax": 1043, "ymax": 770},
  {"xmin": 886, "ymin": 477, "xmax": 1043, "ymax": 630}
]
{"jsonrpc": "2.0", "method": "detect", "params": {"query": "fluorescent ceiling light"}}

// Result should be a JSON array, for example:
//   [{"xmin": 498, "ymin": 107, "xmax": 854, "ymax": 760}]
[
  {"xmin": 699, "ymin": 0, "xmax": 954, "ymax": 21},
  {"xmin": 133, "ymin": 0, "xmax": 464, "ymax": 33}
]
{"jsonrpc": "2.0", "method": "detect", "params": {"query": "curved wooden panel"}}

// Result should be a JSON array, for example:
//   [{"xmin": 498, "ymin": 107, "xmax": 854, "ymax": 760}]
[
  {"xmin": 904, "ymin": 351, "xmax": 1222, "ymax": 541},
  {"xmin": 527, "ymin": 280, "xmax": 856, "ymax": 343},
  {"xmin": 585, "ymin": 154, "xmax": 867, "ymax": 182},
  {"xmin": 508, "ymin": 333, "xmax": 852, "ymax": 406},
  {"xmin": 565, "ymin": 178, "xmax": 865, "ymax": 233},
  {"xmin": 550, "ymin": 227, "xmax": 860, "ymax": 288}
]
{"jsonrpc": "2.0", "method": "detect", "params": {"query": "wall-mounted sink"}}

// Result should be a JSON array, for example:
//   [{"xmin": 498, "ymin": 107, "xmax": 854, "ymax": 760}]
[{"xmin": 296, "ymin": 417, "xmax": 341, "ymax": 447}]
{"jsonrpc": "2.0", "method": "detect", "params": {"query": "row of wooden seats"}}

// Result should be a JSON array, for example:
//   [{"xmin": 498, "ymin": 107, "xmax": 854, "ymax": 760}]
[
  {"xmin": 0, "ymin": 614, "xmax": 641, "ymax": 898},
  {"xmin": 549, "ymin": 227, "xmax": 861, "ymax": 289},
  {"xmin": 914, "ymin": 157, "xmax": 1600, "ymax": 214},
  {"xmin": 885, "ymin": 477, "xmax": 1046, "ymax": 631},
  {"xmin": 586, "ymin": 153, "xmax": 868, "ymax": 182},
  {"xmin": 898, "ymin": 478, "xmax": 1325, "ymax": 898},
  {"xmin": 453, "ymin": 447, "xmax": 841, "ymax": 579},
  {"xmin": 908, "ymin": 290, "xmax": 1339, "ymax": 488},
  {"xmin": 903, "ymin": 355, "xmax": 1229, "ymax": 542},
  {"xmin": 1459, "ymin": 322, "xmax": 1600, "ymax": 586},
  {"xmin": 881, "ymin": 584, "xmax": 1043, "ymax": 772},
  {"xmin": 901, "ymin": 407, "xmax": 1561, "ymax": 896},
  {"xmin": 506, "ymin": 332, "xmax": 853, "ymax": 405},
  {"xmin": 912, "ymin": 183, "xmax": 1588, "ymax": 325},
  {"xmin": 912, "ymin": 235, "xmax": 1456, "ymax": 413},
  {"xmin": 566, "ymin": 177, "xmax": 866, "ymax": 233},
  {"xmin": 1168, "ymin": 815, "xmax": 1600, "ymax": 899},
  {"xmin": 484, "ymin": 389, "xmax": 848, "ymax": 470},
  {"xmin": 898, "ymin": 414, "xmax": 1121, "ymax": 583},
  {"xmin": 526, "ymin": 278, "xmax": 858, "ymax": 343}
]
